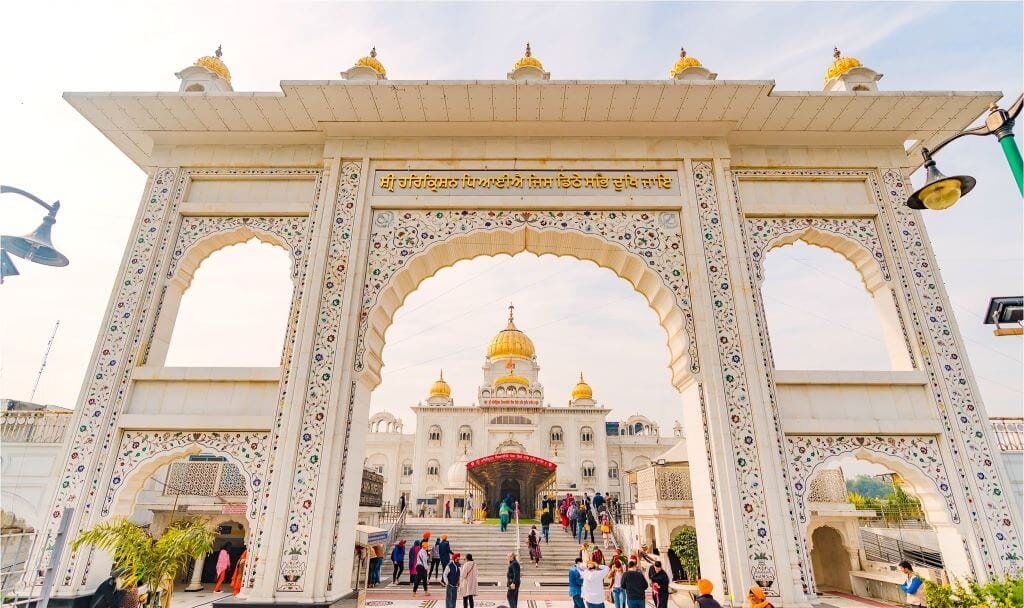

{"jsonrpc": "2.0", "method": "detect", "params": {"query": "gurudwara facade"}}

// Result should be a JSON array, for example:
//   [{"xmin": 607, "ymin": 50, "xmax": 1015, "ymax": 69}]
[
  {"xmin": 364, "ymin": 305, "xmax": 677, "ymax": 514},
  {"xmin": 21, "ymin": 43, "xmax": 1022, "ymax": 607}
]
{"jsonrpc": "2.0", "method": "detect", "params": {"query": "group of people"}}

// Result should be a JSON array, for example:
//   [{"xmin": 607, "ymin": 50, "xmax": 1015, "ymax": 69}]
[
  {"xmin": 549, "ymin": 493, "xmax": 615, "ymax": 547},
  {"xmin": 387, "ymin": 530, "xmax": 466, "ymax": 597}
]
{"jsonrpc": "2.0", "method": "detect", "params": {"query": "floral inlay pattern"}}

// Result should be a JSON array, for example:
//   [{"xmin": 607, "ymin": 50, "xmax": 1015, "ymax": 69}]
[
  {"xmin": 354, "ymin": 208, "xmax": 699, "ymax": 375},
  {"xmin": 692, "ymin": 162, "xmax": 777, "ymax": 590},
  {"xmin": 879, "ymin": 168, "xmax": 1020, "ymax": 575},
  {"xmin": 101, "ymin": 431, "xmax": 269, "ymax": 518},
  {"xmin": 167, "ymin": 216, "xmax": 310, "ymax": 279},
  {"xmin": 31, "ymin": 169, "xmax": 181, "ymax": 587},
  {"xmin": 276, "ymin": 162, "xmax": 361, "ymax": 591},
  {"xmin": 785, "ymin": 435, "xmax": 958, "ymax": 524},
  {"xmin": 744, "ymin": 217, "xmax": 890, "ymax": 282}
]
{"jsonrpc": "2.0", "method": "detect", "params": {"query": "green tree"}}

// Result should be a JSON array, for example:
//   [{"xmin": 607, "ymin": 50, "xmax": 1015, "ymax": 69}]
[
  {"xmin": 923, "ymin": 576, "xmax": 1023, "ymax": 608},
  {"xmin": 73, "ymin": 518, "xmax": 215, "ymax": 608},
  {"xmin": 845, "ymin": 475, "xmax": 893, "ymax": 499},
  {"xmin": 670, "ymin": 527, "xmax": 699, "ymax": 582}
]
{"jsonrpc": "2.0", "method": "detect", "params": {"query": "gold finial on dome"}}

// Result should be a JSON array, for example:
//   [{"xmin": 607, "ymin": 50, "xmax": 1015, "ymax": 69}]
[
  {"xmin": 194, "ymin": 45, "xmax": 231, "ymax": 82},
  {"xmin": 669, "ymin": 47, "xmax": 703, "ymax": 78},
  {"xmin": 356, "ymin": 46, "xmax": 387, "ymax": 77},
  {"xmin": 429, "ymin": 369, "xmax": 452, "ymax": 398},
  {"xmin": 514, "ymin": 42, "xmax": 544, "ymax": 71},
  {"xmin": 571, "ymin": 372, "xmax": 593, "ymax": 401},
  {"xmin": 824, "ymin": 46, "xmax": 863, "ymax": 84},
  {"xmin": 487, "ymin": 304, "xmax": 536, "ymax": 360}
]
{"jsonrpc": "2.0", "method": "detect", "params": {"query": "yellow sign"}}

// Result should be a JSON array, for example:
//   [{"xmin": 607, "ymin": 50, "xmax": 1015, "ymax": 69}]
[{"xmin": 373, "ymin": 170, "xmax": 677, "ymax": 196}]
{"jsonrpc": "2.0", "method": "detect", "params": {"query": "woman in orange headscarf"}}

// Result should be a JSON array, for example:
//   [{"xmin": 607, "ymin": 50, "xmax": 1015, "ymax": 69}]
[
  {"xmin": 231, "ymin": 550, "xmax": 248, "ymax": 596},
  {"xmin": 747, "ymin": 586, "xmax": 773, "ymax": 608}
]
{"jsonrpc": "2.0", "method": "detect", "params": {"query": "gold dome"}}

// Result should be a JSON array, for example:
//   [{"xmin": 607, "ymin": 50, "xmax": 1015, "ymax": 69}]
[
  {"xmin": 487, "ymin": 305, "xmax": 536, "ymax": 360},
  {"xmin": 824, "ymin": 47, "xmax": 863, "ymax": 84},
  {"xmin": 571, "ymin": 372, "xmax": 593, "ymax": 400},
  {"xmin": 669, "ymin": 48, "xmax": 702, "ymax": 78},
  {"xmin": 429, "ymin": 370, "xmax": 451, "ymax": 398},
  {"xmin": 494, "ymin": 358, "xmax": 530, "ymax": 387},
  {"xmin": 355, "ymin": 47, "xmax": 386, "ymax": 76},
  {"xmin": 513, "ymin": 43, "xmax": 544, "ymax": 71},
  {"xmin": 194, "ymin": 45, "xmax": 231, "ymax": 82}
]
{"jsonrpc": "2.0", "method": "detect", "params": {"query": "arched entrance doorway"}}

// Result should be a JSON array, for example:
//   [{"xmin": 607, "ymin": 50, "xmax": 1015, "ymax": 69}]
[
  {"xmin": 810, "ymin": 526, "xmax": 851, "ymax": 592},
  {"xmin": 466, "ymin": 453, "xmax": 556, "ymax": 515}
]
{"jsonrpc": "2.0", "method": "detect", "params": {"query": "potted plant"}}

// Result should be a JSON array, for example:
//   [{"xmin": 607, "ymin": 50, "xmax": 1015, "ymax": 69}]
[
  {"xmin": 670, "ymin": 527, "xmax": 700, "ymax": 582},
  {"xmin": 73, "ymin": 518, "xmax": 215, "ymax": 608}
]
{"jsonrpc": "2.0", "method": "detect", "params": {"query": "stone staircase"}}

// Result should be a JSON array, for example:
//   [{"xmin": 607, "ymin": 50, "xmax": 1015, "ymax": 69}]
[{"xmin": 390, "ymin": 518, "xmax": 604, "ymax": 589}]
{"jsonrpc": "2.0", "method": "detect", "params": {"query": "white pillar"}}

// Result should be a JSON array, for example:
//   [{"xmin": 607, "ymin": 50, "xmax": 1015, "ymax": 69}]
[{"xmin": 185, "ymin": 554, "xmax": 207, "ymax": 591}]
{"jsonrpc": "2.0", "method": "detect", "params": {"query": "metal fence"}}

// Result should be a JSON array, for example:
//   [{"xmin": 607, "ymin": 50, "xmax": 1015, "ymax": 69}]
[
  {"xmin": 1, "ymin": 532, "xmax": 36, "ymax": 595},
  {"xmin": 991, "ymin": 417, "xmax": 1024, "ymax": 452}
]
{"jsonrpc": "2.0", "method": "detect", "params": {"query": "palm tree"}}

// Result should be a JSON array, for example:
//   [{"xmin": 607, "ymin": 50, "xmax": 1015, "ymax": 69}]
[{"xmin": 73, "ymin": 518, "xmax": 215, "ymax": 608}]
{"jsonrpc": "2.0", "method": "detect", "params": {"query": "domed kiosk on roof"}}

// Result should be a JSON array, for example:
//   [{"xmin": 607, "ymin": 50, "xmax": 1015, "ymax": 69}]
[
  {"xmin": 342, "ymin": 47, "xmax": 387, "ymax": 81},
  {"xmin": 669, "ymin": 48, "xmax": 717, "ymax": 81},
  {"xmin": 176, "ymin": 45, "xmax": 233, "ymax": 93},
  {"xmin": 508, "ymin": 43, "xmax": 550, "ymax": 81},
  {"xmin": 823, "ymin": 47, "xmax": 882, "ymax": 92}
]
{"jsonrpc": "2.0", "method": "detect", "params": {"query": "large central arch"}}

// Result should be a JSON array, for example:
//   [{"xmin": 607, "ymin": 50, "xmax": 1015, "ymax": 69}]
[{"xmin": 353, "ymin": 209, "xmax": 700, "ymax": 389}]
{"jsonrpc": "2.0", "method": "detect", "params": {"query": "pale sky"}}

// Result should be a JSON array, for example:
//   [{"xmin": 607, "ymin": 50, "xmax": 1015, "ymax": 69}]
[{"xmin": 1, "ymin": 2, "xmax": 1021, "ymax": 442}]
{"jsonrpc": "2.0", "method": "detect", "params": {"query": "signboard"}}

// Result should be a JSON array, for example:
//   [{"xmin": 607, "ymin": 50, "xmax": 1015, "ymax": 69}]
[
  {"xmin": 481, "ymin": 398, "xmax": 541, "ymax": 407},
  {"xmin": 373, "ymin": 170, "xmax": 679, "ymax": 196},
  {"xmin": 366, "ymin": 530, "xmax": 389, "ymax": 544},
  {"xmin": 466, "ymin": 452, "xmax": 557, "ymax": 471},
  {"xmin": 221, "ymin": 504, "xmax": 246, "ymax": 515}
]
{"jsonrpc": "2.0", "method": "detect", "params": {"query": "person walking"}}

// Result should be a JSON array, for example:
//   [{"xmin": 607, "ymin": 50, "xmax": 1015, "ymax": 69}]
[
  {"xmin": 390, "ymin": 540, "xmax": 406, "ymax": 584},
  {"xmin": 599, "ymin": 511, "xmax": 612, "ymax": 548},
  {"xmin": 580, "ymin": 560, "xmax": 610, "ymax": 608},
  {"xmin": 650, "ymin": 562, "xmax": 671, "ymax": 608},
  {"xmin": 438, "ymin": 534, "xmax": 453, "ymax": 574},
  {"xmin": 575, "ymin": 506, "xmax": 587, "ymax": 543},
  {"xmin": 459, "ymin": 554, "xmax": 478, "ymax": 608},
  {"xmin": 445, "ymin": 500, "xmax": 452, "ymax": 518},
  {"xmin": 590, "ymin": 544, "xmax": 604, "ymax": 566},
  {"xmin": 442, "ymin": 553, "xmax": 461, "ymax": 608},
  {"xmin": 583, "ymin": 508, "xmax": 597, "ymax": 544},
  {"xmin": 694, "ymin": 579, "xmax": 722, "ymax": 608},
  {"xmin": 609, "ymin": 559, "xmax": 626, "ymax": 608},
  {"xmin": 368, "ymin": 543, "xmax": 383, "ymax": 587},
  {"xmin": 231, "ymin": 549, "xmax": 247, "ymax": 596},
  {"xmin": 898, "ymin": 561, "xmax": 925, "ymax": 608},
  {"xmin": 499, "ymin": 500, "xmax": 512, "ymax": 532},
  {"xmin": 413, "ymin": 541, "xmax": 430, "ymax": 595},
  {"xmin": 540, "ymin": 509, "xmax": 552, "ymax": 543},
  {"xmin": 429, "ymin": 541, "xmax": 442, "ymax": 579},
  {"xmin": 620, "ymin": 561, "xmax": 649, "ymax": 608},
  {"xmin": 560, "ymin": 501, "xmax": 570, "ymax": 534},
  {"xmin": 568, "ymin": 558, "xmax": 585, "ymax": 608},
  {"xmin": 746, "ymin": 586, "xmax": 773, "ymax": 608},
  {"xmin": 213, "ymin": 543, "xmax": 232, "ymax": 592},
  {"xmin": 409, "ymin": 540, "xmax": 420, "ymax": 584},
  {"xmin": 593, "ymin": 492, "xmax": 605, "ymax": 513},
  {"xmin": 527, "ymin": 526, "xmax": 542, "ymax": 565},
  {"xmin": 506, "ymin": 553, "xmax": 521, "ymax": 608}
]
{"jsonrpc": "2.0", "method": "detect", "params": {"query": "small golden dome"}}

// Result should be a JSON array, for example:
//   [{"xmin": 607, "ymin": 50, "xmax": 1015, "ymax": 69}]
[
  {"xmin": 513, "ymin": 43, "xmax": 544, "ymax": 71},
  {"xmin": 356, "ymin": 47, "xmax": 386, "ymax": 77},
  {"xmin": 194, "ymin": 45, "xmax": 231, "ymax": 82},
  {"xmin": 487, "ymin": 305, "xmax": 536, "ymax": 360},
  {"xmin": 429, "ymin": 370, "xmax": 451, "ymax": 398},
  {"xmin": 571, "ymin": 372, "xmax": 593, "ymax": 400},
  {"xmin": 494, "ymin": 358, "xmax": 530, "ymax": 387},
  {"xmin": 824, "ymin": 47, "xmax": 863, "ymax": 84},
  {"xmin": 669, "ymin": 48, "xmax": 702, "ymax": 78}
]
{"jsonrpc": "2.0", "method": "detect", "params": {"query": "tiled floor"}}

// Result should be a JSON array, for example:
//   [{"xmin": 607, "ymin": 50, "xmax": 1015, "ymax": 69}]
[{"xmin": 167, "ymin": 585, "xmax": 234, "ymax": 608}]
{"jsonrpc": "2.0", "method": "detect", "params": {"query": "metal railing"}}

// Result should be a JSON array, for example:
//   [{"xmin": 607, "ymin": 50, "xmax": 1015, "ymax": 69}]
[
  {"xmin": 0, "ymin": 411, "xmax": 71, "ymax": 444},
  {"xmin": 854, "ymin": 505, "xmax": 931, "ymax": 529},
  {"xmin": 859, "ymin": 529, "xmax": 943, "ymax": 570},
  {"xmin": 991, "ymin": 417, "xmax": 1024, "ymax": 452},
  {"xmin": 1, "ymin": 533, "xmax": 35, "ymax": 594},
  {"xmin": 1, "ymin": 508, "xmax": 72, "ymax": 608}
]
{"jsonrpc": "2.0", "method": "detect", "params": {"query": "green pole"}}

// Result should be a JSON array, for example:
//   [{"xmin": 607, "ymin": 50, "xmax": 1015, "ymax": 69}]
[{"xmin": 997, "ymin": 133, "xmax": 1024, "ymax": 195}]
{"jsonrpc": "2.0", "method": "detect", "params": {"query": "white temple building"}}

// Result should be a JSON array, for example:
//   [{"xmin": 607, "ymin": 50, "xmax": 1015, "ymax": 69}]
[{"xmin": 364, "ymin": 306, "xmax": 677, "ymax": 515}]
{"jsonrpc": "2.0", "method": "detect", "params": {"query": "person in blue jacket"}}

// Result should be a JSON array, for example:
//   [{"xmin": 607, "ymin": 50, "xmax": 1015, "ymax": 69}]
[
  {"xmin": 438, "ymin": 534, "xmax": 453, "ymax": 573},
  {"xmin": 898, "ymin": 560, "xmax": 925, "ymax": 607},
  {"xmin": 568, "ymin": 557, "xmax": 585, "ymax": 608},
  {"xmin": 390, "ymin": 540, "xmax": 407, "ymax": 584}
]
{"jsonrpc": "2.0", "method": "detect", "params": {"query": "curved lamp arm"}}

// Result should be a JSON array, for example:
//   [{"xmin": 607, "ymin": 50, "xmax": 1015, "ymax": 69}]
[
  {"xmin": 923, "ymin": 93, "xmax": 1023, "ymax": 159},
  {"xmin": 1, "ymin": 185, "xmax": 60, "ymax": 214}
]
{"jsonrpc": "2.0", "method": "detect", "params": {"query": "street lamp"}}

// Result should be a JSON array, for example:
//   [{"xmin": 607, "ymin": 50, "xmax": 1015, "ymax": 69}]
[
  {"xmin": 1, "ymin": 185, "xmax": 70, "ymax": 283},
  {"xmin": 906, "ymin": 94, "xmax": 1023, "ymax": 210}
]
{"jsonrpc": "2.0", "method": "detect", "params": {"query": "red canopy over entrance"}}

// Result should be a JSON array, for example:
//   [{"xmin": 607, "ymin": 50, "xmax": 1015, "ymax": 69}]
[{"xmin": 466, "ymin": 453, "xmax": 557, "ymax": 515}]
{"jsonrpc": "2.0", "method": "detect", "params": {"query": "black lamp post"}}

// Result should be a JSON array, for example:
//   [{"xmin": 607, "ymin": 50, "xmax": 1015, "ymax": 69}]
[
  {"xmin": 907, "ymin": 94, "xmax": 1023, "ymax": 210},
  {"xmin": 1, "ymin": 185, "xmax": 70, "ymax": 283}
]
